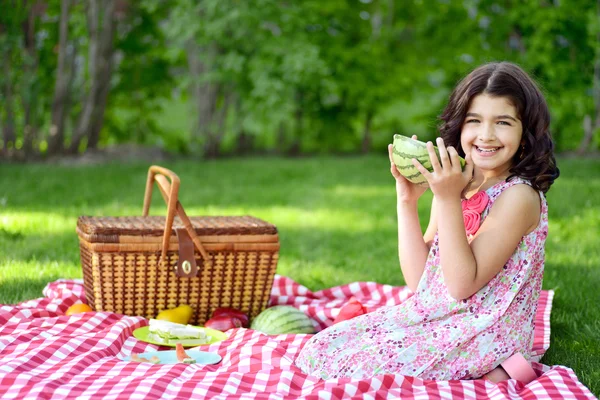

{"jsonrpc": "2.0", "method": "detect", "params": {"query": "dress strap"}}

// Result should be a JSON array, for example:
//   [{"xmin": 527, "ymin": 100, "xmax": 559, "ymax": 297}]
[{"xmin": 487, "ymin": 177, "xmax": 532, "ymax": 203}]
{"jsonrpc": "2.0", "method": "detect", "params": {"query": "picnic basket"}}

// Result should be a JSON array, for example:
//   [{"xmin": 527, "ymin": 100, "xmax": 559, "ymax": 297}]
[{"xmin": 76, "ymin": 165, "xmax": 280, "ymax": 325}]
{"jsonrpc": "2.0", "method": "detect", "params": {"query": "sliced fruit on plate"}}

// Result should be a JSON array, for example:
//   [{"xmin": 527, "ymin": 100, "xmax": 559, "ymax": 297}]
[
  {"xmin": 175, "ymin": 343, "xmax": 196, "ymax": 364},
  {"xmin": 131, "ymin": 353, "xmax": 160, "ymax": 364}
]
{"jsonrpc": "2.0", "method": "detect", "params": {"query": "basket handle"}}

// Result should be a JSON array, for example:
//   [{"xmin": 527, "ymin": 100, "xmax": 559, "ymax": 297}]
[{"xmin": 142, "ymin": 165, "xmax": 211, "ymax": 269}]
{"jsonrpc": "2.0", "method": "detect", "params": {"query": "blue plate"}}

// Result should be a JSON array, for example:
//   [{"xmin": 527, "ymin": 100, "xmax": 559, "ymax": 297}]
[{"xmin": 120, "ymin": 350, "xmax": 222, "ymax": 365}]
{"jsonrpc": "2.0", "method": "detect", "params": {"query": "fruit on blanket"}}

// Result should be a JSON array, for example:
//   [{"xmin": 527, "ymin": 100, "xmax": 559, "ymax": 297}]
[
  {"xmin": 392, "ymin": 134, "xmax": 466, "ymax": 186},
  {"xmin": 333, "ymin": 297, "xmax": 367, "ymax": 324},
  {"xmin": 204, "ymin": 315, "xmax": 243, "ymax": 332},
  {"xmin": 250, "ymin": 305, "xmax": 315, "ymax": 335},
  {"xmin": 211, "ymin": 307, "xmax": 249, "ymax": 328},
  {"xmin": 175, "ymin": 343, "xmax": 196, "ymax": 364},
  {"xmin": 65, "ymin": 303, "xmax": 93, "ymax": 315},
  {"xmin": 156, "ymin": 304, "xmax": 193, "ymax": 325}
]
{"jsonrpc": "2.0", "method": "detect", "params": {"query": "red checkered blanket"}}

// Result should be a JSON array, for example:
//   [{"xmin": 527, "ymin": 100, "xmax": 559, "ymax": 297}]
[{"xmin": 0, "ymin": 276, "xmax": 595, "ymax": 399}]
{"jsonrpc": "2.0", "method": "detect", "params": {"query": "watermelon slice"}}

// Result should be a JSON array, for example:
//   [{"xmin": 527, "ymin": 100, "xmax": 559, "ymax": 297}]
[{"xmin": 175, "ymin": 343, "xmax": 196, "ymax": 364}]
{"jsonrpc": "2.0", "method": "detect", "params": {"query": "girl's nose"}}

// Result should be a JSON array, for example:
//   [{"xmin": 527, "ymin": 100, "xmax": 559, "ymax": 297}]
[{"xmin": 479, "ymin": 123, "xmax": 496, "ymax": 141}]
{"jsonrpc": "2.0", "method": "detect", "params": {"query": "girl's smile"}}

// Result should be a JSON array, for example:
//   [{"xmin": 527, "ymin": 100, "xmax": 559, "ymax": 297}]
[
  {"xmin": 460, "ymin": 94, "xmax": 523, "ymax": 178},
  {"xmin": 473, "ymin": 145, "xmax": 502, "ymax": 156}
]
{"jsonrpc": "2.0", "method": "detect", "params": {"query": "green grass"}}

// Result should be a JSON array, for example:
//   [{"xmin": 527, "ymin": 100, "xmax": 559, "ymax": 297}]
[{"xmin": 1, "ymin": 155, "xmax": 599, "ymax": 394}]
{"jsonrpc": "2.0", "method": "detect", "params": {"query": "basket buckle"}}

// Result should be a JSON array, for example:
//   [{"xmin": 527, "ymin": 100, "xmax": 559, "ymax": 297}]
[
  {"xmin": 175, "ymin": 228, "xmax": 198, "ymax": 277},
  {"xmin": 182, "ymin": 260, "xmax": 192, "ymax": 274}
]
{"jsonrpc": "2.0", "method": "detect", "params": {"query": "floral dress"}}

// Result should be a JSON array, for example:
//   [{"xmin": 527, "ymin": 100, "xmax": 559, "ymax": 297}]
[{"xmin": 295, "ymin": 177, "xmax": 548, "ymax": 380}]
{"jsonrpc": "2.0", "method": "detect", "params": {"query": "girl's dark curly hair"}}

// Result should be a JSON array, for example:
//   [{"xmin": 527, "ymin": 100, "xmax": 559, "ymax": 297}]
[{"xmin": 439, "ymin": 62, "xmax": 559, "ymax": 193}]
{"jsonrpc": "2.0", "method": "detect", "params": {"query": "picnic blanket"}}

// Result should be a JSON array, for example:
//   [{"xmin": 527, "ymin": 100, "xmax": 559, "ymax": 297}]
[{"xmin": 0, "ymin": 275, "xmax": 595, "ymax": 400}]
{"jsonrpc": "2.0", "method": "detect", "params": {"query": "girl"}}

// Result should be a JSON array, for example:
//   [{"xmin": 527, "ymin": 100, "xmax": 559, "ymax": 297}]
[{"xmin": 294, "ymin": 62, "xmax": 559, "ymax": 382}]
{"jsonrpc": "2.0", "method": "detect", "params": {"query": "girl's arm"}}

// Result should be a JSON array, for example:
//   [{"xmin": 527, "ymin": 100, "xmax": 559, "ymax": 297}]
[
  {"xmin": 388, "ymin": 141, "xmax": 429, "ymax": 292},
  {"xmin": 423, "ymin": 196, "xmax": 438, "ymax": 249},
  {"xmin": 412, "ymin": 138, "xmax": 540, "ymax": 300},
  {"xmin": 396, "ymin": 199, "xmax": 431, "ymax": 292},
  {"xmin": 436, "ymin": 184, "xmax": 540, "ymax": 300}
]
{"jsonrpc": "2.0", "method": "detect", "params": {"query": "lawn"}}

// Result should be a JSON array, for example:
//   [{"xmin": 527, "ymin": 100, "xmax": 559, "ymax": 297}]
[{"xmin": 0, "ymin": 155, "xmax": 599, "ymax": 394}]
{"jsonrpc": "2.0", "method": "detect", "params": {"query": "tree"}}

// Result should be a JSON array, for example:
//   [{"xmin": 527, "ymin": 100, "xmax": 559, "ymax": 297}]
[
  {"xmin": 0, "ymin": 1, "xmax": 28, "ymax": 157},
  {"xmin": 2, "ymin": 0, "xmax": 599, "ymax": 159},
  {"xmin": 68, "ymin": 0, "xmax": 118, "ymax": 153},
  {"xmin": 578, "ymin": 0, "xmax": 600, "ymax": 153},
  {"xmin": 47, "ymin": 0, "xmax": 73, "ymax": 154}
]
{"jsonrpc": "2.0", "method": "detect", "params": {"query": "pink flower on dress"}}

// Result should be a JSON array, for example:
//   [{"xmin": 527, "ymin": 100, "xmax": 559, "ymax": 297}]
[
  {"xmin": 463, "ymin": 209, "xmax": 482, "ymax": 236},
  {"xmin": 461, "ymin": 191, "xmax": 489, "ymax": 238},
  {"xmin": 461, "ymin": 191, "xmax": 489, "ymax": 213}
]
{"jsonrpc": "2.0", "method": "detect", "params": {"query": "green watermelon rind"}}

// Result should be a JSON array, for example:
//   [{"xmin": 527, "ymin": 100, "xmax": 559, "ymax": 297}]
[
  {"xmin": 250, "ymin": 305, "xmax": 315, "ymax": 335},
  {"xmin": 392, "ymin": 134, "xmax": 466, "ymax": 185}
]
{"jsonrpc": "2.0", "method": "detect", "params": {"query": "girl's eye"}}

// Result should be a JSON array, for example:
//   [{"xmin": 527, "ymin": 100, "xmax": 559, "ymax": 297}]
[
  {"xmin": 466, "ymin": 119, "xmax": 479, "ymax": 124},
  {"xmin": 497, "ymin": 121, "xmax": 511, "ymax": 126}
]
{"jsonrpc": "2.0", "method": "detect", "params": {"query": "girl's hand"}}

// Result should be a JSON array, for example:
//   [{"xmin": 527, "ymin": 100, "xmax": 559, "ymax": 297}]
[
  {"xmin": 388, "ymin": 136, "xmax": 428, "ymax": 204},
  {"xmin": 411, "ymin": 137, "xmax": 474, "ymax": 201}
]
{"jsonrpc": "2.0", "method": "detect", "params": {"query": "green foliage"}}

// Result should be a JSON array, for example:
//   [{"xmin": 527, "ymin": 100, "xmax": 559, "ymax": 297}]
[
  {"xmin": 1, "ymin": 1, "xmax": 599, "ymax": 155},
  {"xmin": 104, "ymin": 2, "xmax": 177, "ymax": 149}
]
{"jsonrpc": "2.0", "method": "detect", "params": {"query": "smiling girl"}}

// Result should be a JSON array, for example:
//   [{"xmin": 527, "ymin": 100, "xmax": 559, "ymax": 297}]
[{"xmin": 295, "ymin": 62, "xmax": 560, "ymax": 382}]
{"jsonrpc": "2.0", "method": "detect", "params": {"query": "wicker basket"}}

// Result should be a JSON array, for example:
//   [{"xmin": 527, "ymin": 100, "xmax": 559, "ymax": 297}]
[{"xmin": 77, "ymin": 165, "xmax": 280, "ymax": 325}]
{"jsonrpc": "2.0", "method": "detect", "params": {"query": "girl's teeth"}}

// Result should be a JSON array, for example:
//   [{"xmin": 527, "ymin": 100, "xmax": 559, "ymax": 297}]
[{"xmin": 477, "ymin": 147, "xmax": 498, "ymax": 153}]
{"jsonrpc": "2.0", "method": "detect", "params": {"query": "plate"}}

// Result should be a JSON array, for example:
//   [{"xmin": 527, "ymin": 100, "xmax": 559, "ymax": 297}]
[
  {"xmin": 133, "ymin": 326, "xmax": 228, "ymax": 348},
  {"xmin": 120, "ymin": 350, "xmax": 222, "ymax": 365}
]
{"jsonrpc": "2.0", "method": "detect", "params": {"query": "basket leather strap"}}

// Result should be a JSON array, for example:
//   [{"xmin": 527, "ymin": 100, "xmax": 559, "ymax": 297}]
[
  {"xmin": 175, "ymin": 228, "xmax": 198, "ymax": 278},
  {"xmin": 144, "ymin": 165, "xmax": 212, "ymax": 270}
]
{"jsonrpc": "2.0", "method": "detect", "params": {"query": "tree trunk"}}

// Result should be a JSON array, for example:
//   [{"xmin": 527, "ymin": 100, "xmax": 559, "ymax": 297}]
[
  {"xmin": 204, "ymin": 87, "xmax": 231, "ymax": 158},
  {"xmin": 386, "ymin": 0, "xmax": 395, "ymax": 28},
  {"xmin": 69, "ymin": 0, "xmax": 99, "ymax": 153},
  {"xmin": 233, "ymin": 95, "xmax": 253, "ymax": 155},
  {"xmin": 69, "ymin": 0, "xmax": 116, "ymax": 153},
  {"xmin": 578, "ymin": 115, "xmax": 595, "ymax": 154},
  {"xmin": 21, "ymin": 4, "xmax": 39, "ymax": 157},
  {"xmin": 87, "ymin": 0, "xmax": 117, "ymax": 150},
  {"xmin": 371, "ymin": 3, "xmax": 382, "ymax": 39},
  {"xmin": 186, "ymin": 40, "xmax": 229, "ymax": 158},
  {"xmin": 288, "ymin": 90, "xmax": 304, "ymax": 156},
  {"xmin": 276, "ymin": 121, "xmax": 287, "ymax": 154},
  {"xmin": 577, "ymin": 1, "xmax": 600, "ymax": 154},
  {"xmin": 47, "ymin": 0, "xmax": 72, "ymax": 155},
  {"xmin": 361, "ymin": 109, "xmax": 374, "ymax": 154},
  {"xmin": 88, "ymin": 57, "xmax": 114, "ymax": 150},
  {"xmin": 1, "ymin": 54, "xmax": 16, "ymax": 153},
  {"xmin": 236, "ymin": 130, "xmax": 252, "ymax": 155}
]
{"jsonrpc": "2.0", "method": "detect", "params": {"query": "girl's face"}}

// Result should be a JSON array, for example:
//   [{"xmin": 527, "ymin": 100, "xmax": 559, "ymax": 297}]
[{"xmin": 460, "ymin": 94, "xmax": 523, "ymax": 178}]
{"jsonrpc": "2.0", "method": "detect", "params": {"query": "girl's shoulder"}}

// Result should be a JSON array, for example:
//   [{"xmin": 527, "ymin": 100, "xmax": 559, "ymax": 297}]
[
  {"xmin": 487, "ymin": 176, "xmax": 540, "ymax": 200},
  {"xmin": 485, "ymin": 176, "xmax": 546, "ymax": 219}
]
